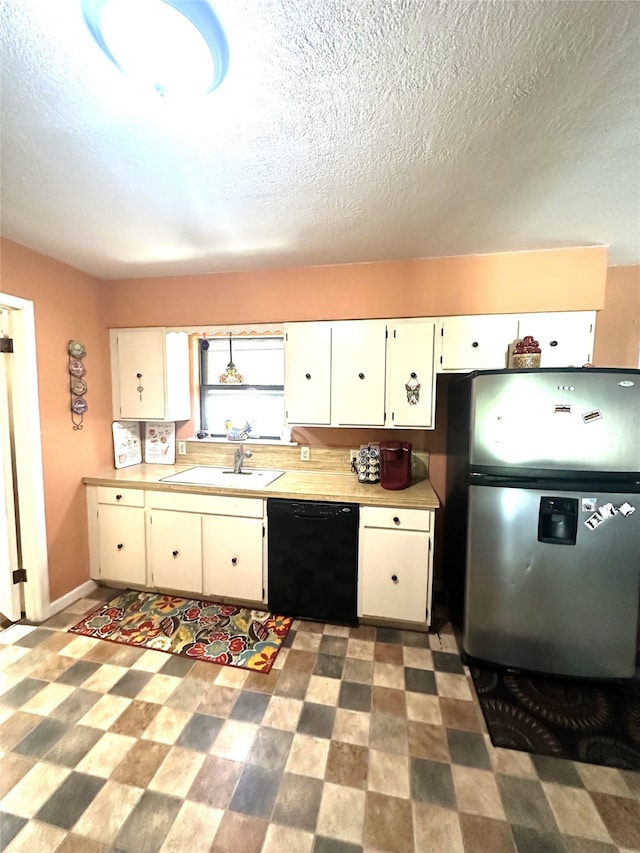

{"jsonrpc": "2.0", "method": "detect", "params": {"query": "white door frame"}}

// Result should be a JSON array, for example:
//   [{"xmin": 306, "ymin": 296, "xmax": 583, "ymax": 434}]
[
  {"xmin": 0, "ymin": 293, "xmax": 49, "ymax": 622},
  {"xmin": 0, "ymin": 333, "xmax": 21, "ymax": 622}
]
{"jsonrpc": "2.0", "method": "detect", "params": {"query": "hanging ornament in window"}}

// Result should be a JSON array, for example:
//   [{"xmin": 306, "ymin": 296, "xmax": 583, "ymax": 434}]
[
  {"xmin": 405, "ymin": 372, "xmax": 420, "ymax": 405},
  {"xmin": 218, "ymin": 333, "xmax": 244, "ymax": 384},
  {"xmin": 68, "ymin": 340, "xmax": 88, "ymax": 430}
]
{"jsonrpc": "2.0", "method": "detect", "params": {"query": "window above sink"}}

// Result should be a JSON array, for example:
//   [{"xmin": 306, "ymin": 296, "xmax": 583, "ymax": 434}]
[{"xmin": 199, "ymin": 335, "xmax": 284, "ymax": 440}]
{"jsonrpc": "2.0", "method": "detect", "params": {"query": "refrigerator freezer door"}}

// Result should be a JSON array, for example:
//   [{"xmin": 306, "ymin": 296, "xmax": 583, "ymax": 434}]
[
  {"xmin": 469, "ymin": 370, "xmax": 640, "ymax": 474},
  {"xmin": 464, "ymin": 485, "xmax": 640, "ymax": 678}
]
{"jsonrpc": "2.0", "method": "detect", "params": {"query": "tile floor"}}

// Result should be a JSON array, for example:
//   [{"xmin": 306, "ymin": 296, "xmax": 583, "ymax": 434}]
[{"xmin": 0, "ymin": 587, "xmax": 639, "ymax": 852}]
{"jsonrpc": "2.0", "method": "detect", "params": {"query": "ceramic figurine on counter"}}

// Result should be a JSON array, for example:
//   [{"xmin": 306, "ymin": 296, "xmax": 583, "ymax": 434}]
[{"xmin": 225, "ymin": 420, "xmax": 252, "ymax": 441}]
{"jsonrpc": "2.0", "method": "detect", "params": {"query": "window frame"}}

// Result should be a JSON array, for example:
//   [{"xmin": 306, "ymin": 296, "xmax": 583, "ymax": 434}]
[{"xmin": 198, "ymin": 332, "xmax": 285, "ymax": 439}]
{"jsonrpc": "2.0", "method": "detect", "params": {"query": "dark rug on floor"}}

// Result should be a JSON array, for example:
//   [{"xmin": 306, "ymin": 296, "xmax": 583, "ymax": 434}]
[
  {"xmin": 69, "ymin": 589, "xmax": 293, "ymax": 674},
  {"xmin": 470, "ymin": 662, "xmax": 640, "ymax": 771}
]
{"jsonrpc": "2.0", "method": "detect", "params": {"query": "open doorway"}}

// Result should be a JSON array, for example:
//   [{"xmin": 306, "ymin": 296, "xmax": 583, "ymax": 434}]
[{"xmin": 0, "ymin": 293, "xmax": 49, "ymax": 623}]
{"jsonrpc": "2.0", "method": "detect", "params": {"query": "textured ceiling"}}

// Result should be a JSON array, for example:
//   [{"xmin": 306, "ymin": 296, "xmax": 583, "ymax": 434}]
[{"xmin": 1, "ymin": 0, "xmax": 639, "ymax": 280}]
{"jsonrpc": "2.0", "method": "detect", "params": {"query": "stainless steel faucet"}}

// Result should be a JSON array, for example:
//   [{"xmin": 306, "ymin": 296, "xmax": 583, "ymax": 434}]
[{"xmin": 233, "ymin": 444, "xmax": 252, "ymax": 474}]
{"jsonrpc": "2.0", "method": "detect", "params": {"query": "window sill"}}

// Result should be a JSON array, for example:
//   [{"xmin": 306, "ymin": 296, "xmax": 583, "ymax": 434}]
[{"xmin": 187, "ymin": 437, "xmax": 297, "ymax": 447}]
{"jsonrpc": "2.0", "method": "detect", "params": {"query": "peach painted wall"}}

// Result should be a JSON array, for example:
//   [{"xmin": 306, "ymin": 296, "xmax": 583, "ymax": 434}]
[
  {"xmin": 593, "ymin": 265, "xmax": 640, "ymax": 368},
  {"xmin": 105, "ymin": 246, "xmax": 608, "ymax": 328},
  {"xmin": 1, "ymin": 238, "xmax": 112, "ymax": 601}
]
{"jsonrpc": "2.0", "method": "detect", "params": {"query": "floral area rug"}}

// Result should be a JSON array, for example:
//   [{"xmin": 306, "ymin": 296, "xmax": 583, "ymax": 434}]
[
  {"xmin": 69, "ymin": 589, "xmax": 293, "ymax": 673},
  {"xmin": 470, "ymin": 662, "xmax": 640, "ymax": 771}
]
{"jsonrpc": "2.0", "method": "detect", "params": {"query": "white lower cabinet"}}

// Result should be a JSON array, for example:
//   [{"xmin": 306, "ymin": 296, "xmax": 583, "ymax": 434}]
[
  {"xmin": 359, "ymin": 506, "xmax": 434, "ymax": 626},
  {"xmin": 88, "ymin": 487, "xmax": 146, "ymax": 586},
  {"xmin": 88, "ymin": 483, "xmax": 436, "ymax": 625},
  {"xmin": 147, "ymin": 493, "xmax": 265, "ymax": 601},
  {"xmin": 87, "ymin": 486, "xmax": 265, "ymax": 603},
  {"xmin": 202, "ymin": 515, "xmax": 264, "ymax": 601},
  {"xmin": 96, "ymin": 504, "xmax": 146, "ymax": 586},
  {"xmin": 148, "ymin": 509, "xmax": 203, "ymax": 594}
]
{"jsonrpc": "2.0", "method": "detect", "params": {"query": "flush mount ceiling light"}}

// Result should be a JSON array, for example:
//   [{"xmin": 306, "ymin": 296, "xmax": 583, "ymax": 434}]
[{"xmin": 82, "ymin": 0, "xmax": 229, "ymax": 96}]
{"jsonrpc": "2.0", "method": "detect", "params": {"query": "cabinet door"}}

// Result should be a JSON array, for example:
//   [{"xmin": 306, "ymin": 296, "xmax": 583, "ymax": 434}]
[
  {"xmin": 148, "ymin": 510, "xmax": 202, "ymax": 593},
  {"xmin": 113, "ymin": 329, "xmax": 168, "ymax": 420},
  {"xmin": 284, "ymin": 323, "xmax": 331, "ymax": 425},
  {"xmin": 387, "ymin": 319, "xmax": 436, "ymax": 428},
  {"xmin": 331, "ymin": 320, "xmax": 387, "ymax": 425},
  {"xmin": 202, "ymin": 515, "xmax": 264, "ymax": 601},
  {"xmin": 516, "ymin": 312, "xmax": 596, "ymax": 367},
  {"xmin": 439, "ymin": 315, "xmax": 519, "ymax": 372},
  {"xmin": 360, "ymin": 527, "xmax": 430, "ymax": 623},
  {"xmin": 97, "ymin": 505, "xmax": 146, "ymax": 585}
]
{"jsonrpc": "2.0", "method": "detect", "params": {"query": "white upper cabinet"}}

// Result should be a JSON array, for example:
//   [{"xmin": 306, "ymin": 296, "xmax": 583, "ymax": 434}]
[
  {"xmin": 514, "ymin": 311, "xmax": 595, "ymax": 367},
  {"xmin": 331, "ymin": 320, "xmax": 387, "ymax": 426},
  {"xmin": 386, "ymin": 319, "xmax": 437, "ymax": 429},
  {"xmin": 284, "ymin": 322, "xmax": 332, "ymax": 425},
  {"xmin": 438, "ymin": 314, "xmax": 519, "ymax": 372},
  {"xmin": 111, "ymin": 328, "xmax": 191, "ymax": 421},
  {"xmin": 285, "ymin": 318, "xmax": 437, "ymax": 429},
  {"xmin": 437, "ymin": 311, "xmax": 597, "ymax": 372}
]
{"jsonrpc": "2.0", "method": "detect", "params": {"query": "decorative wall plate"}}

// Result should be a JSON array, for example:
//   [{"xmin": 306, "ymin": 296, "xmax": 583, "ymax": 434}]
[
  {"xmin": 70, "ymin": 378, "xmax": 87, "ymax": 396},
  {"xmin": 69, "ymin": 360, "xmax": 86, "ymax": 377},
  {"xmin": 68, "ymin": 340, "xmax": 87, "ymax": 359}
]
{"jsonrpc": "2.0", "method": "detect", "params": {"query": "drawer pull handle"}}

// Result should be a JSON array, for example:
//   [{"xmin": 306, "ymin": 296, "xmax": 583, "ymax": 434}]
[
  {"xmin": 393, "ymin": 516, "xmax": 401, "ymax": 525},
  {"xmin": 391, "ymin": 574, "xmax": 399, "ymax": 583},
  {"xmin": 358, "ymin": 372, "xmax": 365, "ymax": 379},
  {"xmin": 172, "ymin": 550, "xmax": 179, "ymax": 557},
  {"xmin": 115, "ymin": 494, "xmax": 122, "ymax": 501},
  {"xmin": 231, "ymin": 556, "xmax": 238, "ymax": 565},
  {"xmin": 305, "ymin": 373, "xmax": 311, "ymax": 379},
  {"xmin": 117, "ymin": 543, "xmax": 124, "ymax": 550},
  {"xmin": 471, "ymin": 341, "xmax": 479, "ymax": 348},
  {"xmin": 550, "ymin": 340, "xmax": 558, "ymax": 347}
]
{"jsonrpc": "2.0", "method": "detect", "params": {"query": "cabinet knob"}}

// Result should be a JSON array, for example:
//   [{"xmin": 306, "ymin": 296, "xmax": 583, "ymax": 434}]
[
  {"xmin": 117, "ymin": 543, "xmax": 124, "ymax": 550},
  {"xmin": 305, "ymin": 373, "xmax": 311, "ymax": 379},
  {"xmin": 231, "ymin": 556, "xmax": 238, "ymax": 565},
  {"xmin": 393, "ymin": 516, "xmax": 401, "ymax": 525},
  {"xmin": 391, "ymin": 574, "xmax": 399, "ymax": 583},
  {"xmin": 172, "ymin": 550, "xmax": 179, "ymax": 557},
  {"xmin": 471, "ymin": 341, "xmax": 479, "ymax": 348},
  {"xmin": 549, "ymin": 340, "xmax": 558, "ymax": 347},
  {"xmin": 115, "ymin": 494, "xmax": 122, "ymax": 501},
  {"xmin": 358, "ymin": 372, "xmax": 365, "ymax": 379}
]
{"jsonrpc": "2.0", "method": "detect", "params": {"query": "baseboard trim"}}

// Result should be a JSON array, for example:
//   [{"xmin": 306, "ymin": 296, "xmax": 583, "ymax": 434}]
[{"xmin": 44, "ymin": 579, "xmax": 98, "ymax": 620}]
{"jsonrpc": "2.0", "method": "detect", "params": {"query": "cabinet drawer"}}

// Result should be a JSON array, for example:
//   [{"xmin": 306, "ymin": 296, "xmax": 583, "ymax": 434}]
[
  {"xmin": 97, "ymin": 487, "xmax": 145, "ymax": 508},
  {"xmin": 360, "ymin": 505, "xmax": 431, "ymax": 531},
  {"xmin": 147, "ymin": 490, "xmax": 264, "ymax": 518}
]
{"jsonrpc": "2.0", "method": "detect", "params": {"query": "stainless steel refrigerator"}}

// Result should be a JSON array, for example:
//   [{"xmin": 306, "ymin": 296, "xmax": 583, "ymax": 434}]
[{"xmin": 445, "ymin": 368, "xmax": 640, "ymax": 679}]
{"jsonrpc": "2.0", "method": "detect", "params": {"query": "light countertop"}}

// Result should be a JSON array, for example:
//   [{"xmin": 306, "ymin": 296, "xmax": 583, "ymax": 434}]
[{"xmin": 83, "ymin": 464, "xmax": 440, "ymax": 510}]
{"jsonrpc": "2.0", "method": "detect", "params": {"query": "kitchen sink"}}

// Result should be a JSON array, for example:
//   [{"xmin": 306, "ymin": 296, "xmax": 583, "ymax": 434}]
[{"xmin": 160, "ymin": 466, "xmax": 285, "ymax": 489}]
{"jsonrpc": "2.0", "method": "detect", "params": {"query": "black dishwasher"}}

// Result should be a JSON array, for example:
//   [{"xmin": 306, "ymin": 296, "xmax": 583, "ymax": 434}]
[{"xmin": 267, "ymin": 498, "xmax": 359, "ymax": 624}]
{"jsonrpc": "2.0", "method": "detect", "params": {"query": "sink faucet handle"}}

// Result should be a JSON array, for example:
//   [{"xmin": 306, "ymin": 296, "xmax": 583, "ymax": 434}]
[{"xmin": 233, "ymin": 443, "xmax": 252, "ymax": 473}]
